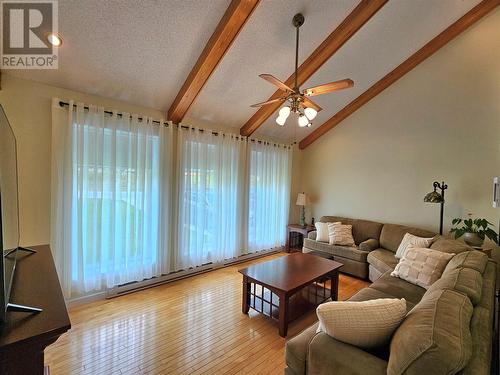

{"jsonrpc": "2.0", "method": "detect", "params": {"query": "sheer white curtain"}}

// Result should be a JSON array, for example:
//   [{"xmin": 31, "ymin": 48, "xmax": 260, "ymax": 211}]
[
  {"xmin": 247, "ymin": 141, "xmax": 292, "ymax": 252},
  {"xmin": 175, "ymin": 128, "xmax": 246, "ymax": 270},
  {"xmin": 51, "ymin": 99, "xmax": 173, "ymax": 298}
]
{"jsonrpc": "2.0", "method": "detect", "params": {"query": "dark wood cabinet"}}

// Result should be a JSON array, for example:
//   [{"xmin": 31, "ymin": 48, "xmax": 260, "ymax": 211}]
[{"xmin": 0, "ymin": 245, "xmax": 70, "ymax": 374}]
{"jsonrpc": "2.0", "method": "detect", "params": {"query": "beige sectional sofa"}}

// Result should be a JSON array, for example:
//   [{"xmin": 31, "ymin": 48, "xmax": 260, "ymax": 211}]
[
  {"xmin": 303, "ymin": 216, "xmax": 436, "ymax": 280},
  {"xmin": 287, "ymin": 218, "xmax": 497, "ymax": 375}
]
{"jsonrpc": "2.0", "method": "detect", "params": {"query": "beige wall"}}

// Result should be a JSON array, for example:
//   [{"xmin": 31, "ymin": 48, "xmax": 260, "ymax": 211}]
[{"xmin": 299, "ymin": 9, "xmax": 500, "ymax": 241}]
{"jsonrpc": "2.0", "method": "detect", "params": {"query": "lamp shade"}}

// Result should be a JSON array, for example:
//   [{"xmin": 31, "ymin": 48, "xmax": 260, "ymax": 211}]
[
  {"xmin": 424, "ymin": 191, "xmax": 444, "ymax": 203},
  {"xmin": 296, "ymin": 193, "xmax": 307, "ymax": 206}
]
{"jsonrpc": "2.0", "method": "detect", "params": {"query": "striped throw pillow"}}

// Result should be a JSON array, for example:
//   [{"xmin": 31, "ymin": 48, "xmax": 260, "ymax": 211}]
[{"xmin": 328, "ymin": 223, "xmax": 355, "ymax": 247}]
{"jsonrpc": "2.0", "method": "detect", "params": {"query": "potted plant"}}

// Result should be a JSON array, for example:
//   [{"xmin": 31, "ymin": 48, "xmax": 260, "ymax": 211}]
[{"xmin": 450, "ymin": 215, "xmax": 499, "ymax": 247}]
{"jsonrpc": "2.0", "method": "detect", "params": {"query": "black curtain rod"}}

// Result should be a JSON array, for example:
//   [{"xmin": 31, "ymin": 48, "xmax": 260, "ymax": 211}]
[{"xmin": 58, "ymin": 101, "xmax": 293, "ymax": 148}]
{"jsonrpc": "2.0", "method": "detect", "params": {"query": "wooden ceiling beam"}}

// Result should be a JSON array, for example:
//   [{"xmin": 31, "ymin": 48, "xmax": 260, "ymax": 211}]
[
  {"xmin": 299, "ymin": 0, "xmax": 499, "ymax": 150},
  {"xmin": 239, "ymin": 0, "xmax": 388, "ymax": 137},
  {"xmin": 167, "ymin": 0, "xmax": 260, "ymax": 124}
]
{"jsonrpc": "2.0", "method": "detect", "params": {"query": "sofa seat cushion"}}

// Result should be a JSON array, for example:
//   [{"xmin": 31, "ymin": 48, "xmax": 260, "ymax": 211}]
[
  {"xmin": 426, "ymin": 267, "xmax": 483, "ymax": 305},
  {"xmin": 367, "ymin": 249, "xmax": 398, "ymax": 273},
  {"xmin": 285, "ymin": 322, "xmax": 319, "ymax": 375},
  {"xmin": 444, "ymin": 250, "xmax": 488, "ymax": 274},
  {"xmin": 388, "ymin": 289, "xmax": 473, "ymax": 375},
  {"xmin": 380, "ymin": 224, "xmax": 436, "ymax": 253},
  {"xmin": 303, "ymin": 238, "xmax": 368, "ymax": 262},
  {"xmin": 349, "ymin": 287, "xmax": 417, "ymax": 312},
  {"xmin": 308, "ymin": 333, "xmax": 388, "ymax": 375},
  {"xmin": 369, "ymin": 271, "xmax": 425, "ymax": 306}
]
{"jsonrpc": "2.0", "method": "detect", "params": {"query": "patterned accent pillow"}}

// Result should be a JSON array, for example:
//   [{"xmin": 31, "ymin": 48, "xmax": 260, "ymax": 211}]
[
  {"xmin": 315, "ymin": 222, "xmax": 339, "ymax": 243},
  {"xmin": 316, "ymin": 298, "xmax": 407, "ymax": 349},
  {"xmin": 391, "ymin": 247, "xmax": 455, "ymax": 289},
  {"xmin": 328, "ymin": 223, "xmax": 355, "ymax": 247},
  {"xmin": 395, "ymin": 233, "xmax": 435, "ymax": 259}
]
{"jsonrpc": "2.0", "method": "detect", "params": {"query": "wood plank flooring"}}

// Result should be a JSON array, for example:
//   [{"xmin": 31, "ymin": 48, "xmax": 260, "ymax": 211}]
[{"xmin": 45, "ymin": 252, "xmax": 369, "ymax": 374}]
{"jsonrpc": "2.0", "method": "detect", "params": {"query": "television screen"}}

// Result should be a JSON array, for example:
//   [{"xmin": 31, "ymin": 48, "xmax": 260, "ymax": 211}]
[{"xmin": 0, "ymin": 104, "xmax": 19, "ymax": 321}]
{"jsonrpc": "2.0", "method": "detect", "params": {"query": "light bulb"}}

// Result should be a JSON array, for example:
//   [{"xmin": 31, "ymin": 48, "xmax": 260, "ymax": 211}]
[
  {"xmin": 304, "ymin": 107, "xmax": 317, "ymax": 120},
  {"xmin": 276, "ymin": 116, "xmax": 286, "ymax": 126},
  {"xmin": 47, "ymin": 33, "xmax": 63, "ymax": 47},
  {"xmin": 307, "ymin": 122, "xmax": 312, "ymax": 127},
  {"xmin": 279, "ymin": 106, "xmax": 291, "ymax": 118},
  {"xmin": 298, "ymin": 114, "xmax": 309, "ymax": 127}
]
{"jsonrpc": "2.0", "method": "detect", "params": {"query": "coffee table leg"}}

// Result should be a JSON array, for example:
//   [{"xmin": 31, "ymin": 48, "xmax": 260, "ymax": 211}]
[
  {"xmin": 278, "ymin": 293, "xmax": 289, "ymax": 337},
  {"xmin": 242, "ymin": 276, "xmax": 251, "ymax": 314},
  {"xmin": 330, "ymin": 272, "xmax": 339, "ymax": 301}
]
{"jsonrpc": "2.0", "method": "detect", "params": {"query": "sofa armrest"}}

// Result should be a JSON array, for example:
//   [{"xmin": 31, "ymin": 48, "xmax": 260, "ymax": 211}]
[
  {"xmin": 308, "ymin": 230, "xmax": 317, "ymax": 240},
  {"xmin": 359, "ymin": 238, "xmax": 379, "ymax": 252},
  {"xmin": 308, "ymin": 332, "xmax": 388, "ymax": 375}
]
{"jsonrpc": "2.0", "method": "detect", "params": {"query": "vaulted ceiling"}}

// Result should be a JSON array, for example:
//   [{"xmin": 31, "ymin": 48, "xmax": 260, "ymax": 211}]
[{"xmin": 8, "ymin": 0, "xmax": 491, "ymax": 144}]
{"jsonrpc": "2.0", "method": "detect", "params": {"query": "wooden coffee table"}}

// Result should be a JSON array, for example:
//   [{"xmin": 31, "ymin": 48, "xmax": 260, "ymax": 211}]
[{"xmin": 238, "ymin": 253, "xmax": 343, "ymax": 337}]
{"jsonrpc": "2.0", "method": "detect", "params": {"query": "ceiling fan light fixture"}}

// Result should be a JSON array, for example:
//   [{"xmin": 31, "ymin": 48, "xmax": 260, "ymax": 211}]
[
  {"xmin": 304, "ymin": 107, "xmax": 317, "ymax": 120},
  {"xmin": 276, "ymin": 116, "xmax": 286, "ymax": 126},
  {"xmin": 279, "ymin": 106, "xmax": 291, "ymax": 118},
  {"xmin": 298, "ymin": 114, "xmax": 308, "ymax": 127}
]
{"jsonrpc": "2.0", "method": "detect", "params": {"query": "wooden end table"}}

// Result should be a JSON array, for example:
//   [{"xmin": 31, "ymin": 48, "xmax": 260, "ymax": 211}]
[
  {"xmin": 238, "ymin": 253, "xmax": 343, "ymax": 337},
  {"xmin": 286, "ymin": 224, "xmax": 315, "ymax": 253}
]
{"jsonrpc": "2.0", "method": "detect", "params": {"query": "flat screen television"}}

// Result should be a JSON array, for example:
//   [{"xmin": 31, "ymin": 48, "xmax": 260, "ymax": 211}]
[{"xmin": 0, "ymin": 104, "xmax": 41, "ymax": 322}]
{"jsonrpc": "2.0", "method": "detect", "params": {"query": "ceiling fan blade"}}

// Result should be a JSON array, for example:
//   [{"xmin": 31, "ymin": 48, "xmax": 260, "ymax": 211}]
[
  {"xmin": 302, "ymin": 97, "xmax": 322, "ymax": 112},
  {"xmin": 250, "ymin": 97, "xmax": 286, "ymax": 108},
  {"xmin": 303, "ymin": 79, "xmax": 354, "ymax": 97},
  {"xmin": 259, "ymin": 74, "xmax": 294, "ymax": 93}
]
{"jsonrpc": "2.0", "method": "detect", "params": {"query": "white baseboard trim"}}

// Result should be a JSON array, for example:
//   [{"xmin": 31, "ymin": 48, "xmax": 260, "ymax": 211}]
[
  {"xmin": 60, "ymin": 247, "xmax": 283, "ymax": 305},
  {"xmin": 105, "ymin": 247, "xmax": 281, "ymax": 298}
]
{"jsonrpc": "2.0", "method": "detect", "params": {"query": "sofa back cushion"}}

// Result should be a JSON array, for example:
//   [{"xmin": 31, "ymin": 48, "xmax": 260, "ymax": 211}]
[
  {"xmin": 388, "ymin": 289, "xmax": 473, "ymax": 375},
  {"xmin": 430, "ymin": 236, "xmax": 473, "ymax": 254},
  {"xmin": 444, "ymin": 250, "xmax": 488, "ymax": 274},
  {"xmin": 320, "ymin": 216, "xmax": 383, "ymax": 245},
  {"xmin": 425, "ymin": 267, "xmax": 483, "ymax": 305},
  {"xmin": 380, "ymin": 224, "xmax": 436, "ymax": 253}
]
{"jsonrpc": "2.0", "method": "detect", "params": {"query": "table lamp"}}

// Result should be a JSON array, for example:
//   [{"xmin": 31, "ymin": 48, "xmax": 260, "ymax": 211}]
[{"xmin": 296, "ymin": 192, "xmax": 307, "ymax": 227}]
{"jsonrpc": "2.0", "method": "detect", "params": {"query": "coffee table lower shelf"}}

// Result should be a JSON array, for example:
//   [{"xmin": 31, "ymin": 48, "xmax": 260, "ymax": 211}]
[
  {"xmin": 241, "ymin": 273, "xmax": 338, "ymax": 337},
  {"xmin": 248, "ymin": 282, "xmax": 331, "ymax": 322}
]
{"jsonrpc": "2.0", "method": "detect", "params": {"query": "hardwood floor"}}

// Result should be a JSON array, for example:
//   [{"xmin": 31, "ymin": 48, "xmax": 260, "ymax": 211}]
[{"xmin": 45, "ymin": 252, "xmax": 369, "ymax": 374}]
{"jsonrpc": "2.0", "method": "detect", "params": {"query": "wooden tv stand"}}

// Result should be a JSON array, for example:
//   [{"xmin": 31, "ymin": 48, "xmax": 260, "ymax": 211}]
[{"xmin": 0, "ymin": 245, "xmax": 70, "ymax": 374}]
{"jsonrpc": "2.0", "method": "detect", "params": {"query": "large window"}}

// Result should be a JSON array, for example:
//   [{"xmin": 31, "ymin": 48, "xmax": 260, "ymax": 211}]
[
  {"xmin": 52, "ymin": 102, "xmax": 173, "ymax": 298},
  {"xmin": 52, "ymin": 100, "xmax": 291, "ymax": 299},
  {"xmin": 176, "ymin": 130, "xmax": 245, "ymax": 270},
  {"xmin": 247, "ymin": 142, "xmax": 291, "ymax": 251}
]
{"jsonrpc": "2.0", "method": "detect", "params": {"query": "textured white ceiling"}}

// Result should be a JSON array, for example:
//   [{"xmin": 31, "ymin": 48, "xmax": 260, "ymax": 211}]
[
  {"xmin": 7, "ymin": 0, "xmax": 482, "ymax": 141},
  {"xmin": 7, "ymin": 0, "xmax": 231, "ymax": 110}
]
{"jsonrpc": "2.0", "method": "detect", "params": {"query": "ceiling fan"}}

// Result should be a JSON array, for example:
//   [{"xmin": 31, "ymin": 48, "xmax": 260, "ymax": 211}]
[{"xmin": 251, "ymin": 13, "xmax": 354, "ymax": 128}]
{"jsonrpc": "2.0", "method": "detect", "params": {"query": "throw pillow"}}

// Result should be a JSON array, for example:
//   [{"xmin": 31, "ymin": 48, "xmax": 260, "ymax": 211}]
[
  {"xmin": 391, "ymin": 247, "xmax": 455, "ymax": 289},
  {"xmin": 316, "ymin": 298, "xmax": 406, "ymax": 349},
  {"xmin": 395, "ymin": 233, "xmax": 435, "ymax": 259},
  {"xmin": 327, "ymin": 223, "xmax": 356, "ymax": 247},
  {"xmin": 315, "ymin": 222, "xmax": 338, "ymax": 243}
]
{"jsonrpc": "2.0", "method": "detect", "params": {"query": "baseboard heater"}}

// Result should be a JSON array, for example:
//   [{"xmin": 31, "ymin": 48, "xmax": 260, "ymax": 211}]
[{"xmin": 106, "ymin": 247, "xmax": 281, "ymax": 298}]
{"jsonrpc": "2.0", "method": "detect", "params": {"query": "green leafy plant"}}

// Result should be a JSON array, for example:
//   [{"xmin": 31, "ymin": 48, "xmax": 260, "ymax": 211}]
[{"xmin": 450, "ymin": 216, "xmax": 499, "ymax": 244}]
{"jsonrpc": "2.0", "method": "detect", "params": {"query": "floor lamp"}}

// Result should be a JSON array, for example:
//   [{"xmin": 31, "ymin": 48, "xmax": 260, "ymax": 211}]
[
  {"xmin": 424, "ymin": 181, "xmax": 448, "ymax": 235},
  {"xmin": 494, "ymin": 177, "xmax": 499, "ymax": 243}
]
